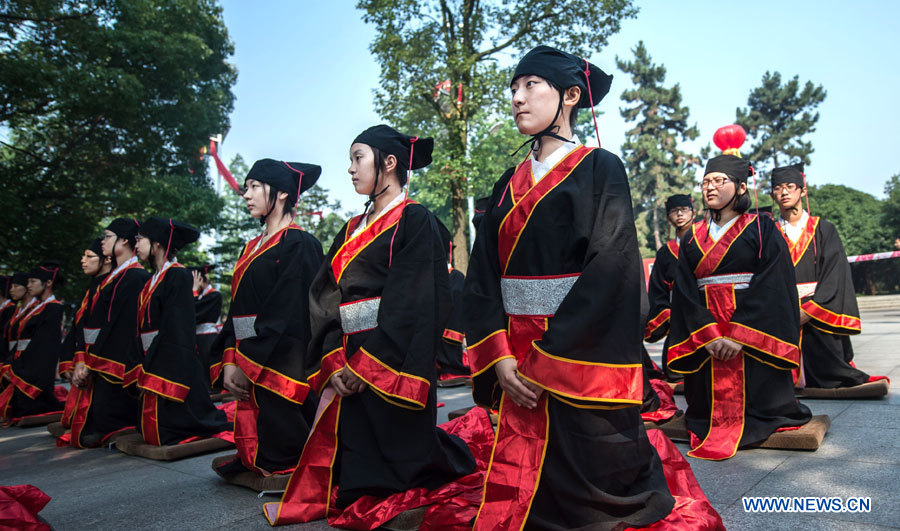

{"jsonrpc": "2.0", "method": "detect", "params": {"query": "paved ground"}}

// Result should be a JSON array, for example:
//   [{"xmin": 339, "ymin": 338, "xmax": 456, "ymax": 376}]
[{"xmin": 1, "ymin": 308, "xmax": 897, "ymax": 530}]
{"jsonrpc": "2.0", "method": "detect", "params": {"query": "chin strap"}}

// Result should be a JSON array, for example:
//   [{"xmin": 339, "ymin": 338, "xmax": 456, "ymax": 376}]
[{"xmin": 510, "ymin": 93, "xmax": 573, "ymax": 158}]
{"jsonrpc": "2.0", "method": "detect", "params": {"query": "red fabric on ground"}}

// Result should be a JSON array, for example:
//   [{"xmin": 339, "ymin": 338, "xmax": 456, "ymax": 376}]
[
  {"xmin": 0, "ymin": 485, "xmax": 51, "ymax": 531},
  {"xmin": 868, "ymin": 375, "xmax": 890, "ymax": 383},
  {"xmin": 629, "ymin": 431, "xmax": 725, "ymax": 530},
  {"xmin": 641, "ymin": 379, "xmax": 679, "ymax": 423},
  {"xmin": 177, "ymin": 402, "xmax": 237, "ymax": 444},
  {"xmin": 325, "ymin": 407, "xmax": 495, "ymax": 530}
]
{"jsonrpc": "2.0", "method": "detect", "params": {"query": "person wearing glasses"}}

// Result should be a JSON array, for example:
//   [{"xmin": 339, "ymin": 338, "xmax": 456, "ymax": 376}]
[
  {"xmin": 771, "ymin": 164, "xmax": 887, "ymax": 393},
  {"xmin": 668, "ymin": 154, "xmax": 813, "ymax": 460}
]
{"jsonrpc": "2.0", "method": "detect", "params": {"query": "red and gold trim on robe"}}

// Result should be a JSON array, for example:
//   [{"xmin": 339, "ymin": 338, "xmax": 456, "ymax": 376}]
[
  {"xmin": 467, "ymin": 329, "xmax": 515, "ymax": 378},
  {"xmin": 307, "ymin": 347, "xmax": 347, "ymax": 395},
  {"xmin": 330, "ymin": 200, "xmax": 415, "ymax": 284},
  {"xmin": 778, "ymin": 215, "xmax": 819, "ymax": 266},
  {"xmin": 221, "ymin": 344, "xmax": 312, "ymax": 405},
  {"xmin": 140, "ymin": 392, "xmax": 163, "ymax": 446},
  {"xmin": 644, "ymin": 308, "xmax": 671, "ymax": 341},
  {"xmin": 0, "ymin": 369, "xmax": 44, "ymax": 419},
  {"xmin": 442, "ymin": 328, "xmax": 464, "ymax": 344},
  {"xmin": 231, "ymin": 225, "xmax": 301, "ymax": 300},
  {"xmin": 90, "ymin": 261, "xmax": 144, "ymax": 313},
  {"xmin": 346, "ymin": 347, "xmax": 430, "ymax": 410},
  {"xmin": 496, "ymin": 145, "xmax": 593, "ymax": 274},
  {"xmin": 802, "ymin": 301, "xmax": 861, "ymax": 335}
]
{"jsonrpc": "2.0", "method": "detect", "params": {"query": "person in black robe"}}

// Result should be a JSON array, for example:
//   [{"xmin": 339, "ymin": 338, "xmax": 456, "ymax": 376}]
[
  {"xmin": 2, "ymin": 273, "xmax": 36, "ymax": 380},
  {"xmin": 211, "ymin": 159, "xmax": 324, "ymax": 480},
  {"xmin": 59, "ymin": 239, "xmax": 111, "ymax": 430},
  {"xmin": 668, "ymin": 154, "xmax": 813, "ymax": 460},
  {"xmin": 266, "ymin": 125, "xmax": 475, "ymax": 526},
  {"xmin": 435, "ymin": 220, "xmax": 470, "ymax": 382},
  {"xmin": 68, "ymin": 219, "xmax": 148, "ymax": 447},
  {"xmin": 645, "ymin": 194, "xmax": 695, "ymax": 383},
  {"xmin": 461, "ymin": 46, "xmax": 676, "ymax": 530},
  {"xmin": 189, "ymin": 264, "xmax": 221, "ymax": 389},
  {"xmin": 0, "ymin": 276, "xmax": 16, "ymax": 374},
  {"xmin": 130, "ymin": 217, "xmax": 230, "ymax": 445},
  {"xmin": 770, "ymin": 163, "xmax": 882, "ymax": 389},
  {"xmin": 0, "ymin": 262, "xmax": 65, "ymax": 422}
]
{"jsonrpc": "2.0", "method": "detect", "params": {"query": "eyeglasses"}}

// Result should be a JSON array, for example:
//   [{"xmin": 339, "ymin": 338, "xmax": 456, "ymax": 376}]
[
  {"xmin": 668, "ymin": 207, "xmax": 693, "ymax": 216},
  {"xmin": 772, "ymin": 183, "xmax": 800, "ymax": 193},
  {"xmin": 102, "ymin": 233, "xmax": 116, "ymax": 240},
  {"xmin": 701, "ymin": 176, "xmax": 730, "ymax": 189}
]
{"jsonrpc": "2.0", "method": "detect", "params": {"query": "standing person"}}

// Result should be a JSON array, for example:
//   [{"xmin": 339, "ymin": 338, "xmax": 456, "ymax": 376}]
[
  {"xmin": 265, "ymin": 126, "xmax": 476, "ymax": 527},
  {"xmin": 463, "ymin": 46, "xmax": 677, "ymax": 529},
  {"xmin": 130, "ymin": 217, "xmax": 230, "ymax": 445},
  {"xmin": 190, "ymin": 264, "xmax": 221, "ymax": 388},
  {"xmin": 0, "ymin": 262, "xmax": 65, "ymax": 422},
  {"xmin": 668, "ymin": 155, "xmax": 813, "ymax": 460},
  {"xmin": 770, "ymin": 163, "xmax": 885, "ymax": 390},
  {"xmin": 435, "ymin": 220, "xmax": 470, "ymax": 384},
  {"xmin": 68, "ymin": 219, "xmax": 148, "ymax": 447},
  {"xmin": 59, "ymin": 239, "xmax": 111, "ymax": 430},
  {"xmin": 211, "ymin": 159, "xmax": 324, "ymax": 483}
]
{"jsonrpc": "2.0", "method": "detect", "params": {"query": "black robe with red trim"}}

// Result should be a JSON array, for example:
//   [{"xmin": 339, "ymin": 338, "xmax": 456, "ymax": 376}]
[
  {"xmin": 135, "ymin": 265, "xmax": 229, "ymax": 445},
  {"xmin": 268, "ymin": 201, "xmax": 475, "ymax": 524},
  {"xmin": 193, "ymin": 286, "xmax": 222, "ymax": 388},
  {"xmin": 211, "ymin": 226, "xmax": 322, "ymax": 475},
  {"xmin": 437, "ymin": 268, "xmax": 469, "ymax": 378},
  {"xmin": 668, "ymin": 214, "xmax": 812, "ymax": 460},
  {"xmin": 67, "ymin": 264, "xmax": 147, "ymax": 446},
  {"xmin": 645, "ymin": 239, "xmax": 684, "ymax": 383},
  {"xmin": 0, "ymin": 300, "xmax": 64, "ymax": 420},
  {"xmin": 464, "ymin": 146, "xmax": 674, "ymax": 529},
  {"xmin": 0, "ymin": 300, "xmax": 15, "ymax": 369},
  {"xmin": 1, "ymin": 300, "xmax": 34, "ymax": 380},
  {"xmin": 778, "ymin": 216, "xmax": 869, "ymax": 388},
  {"xmin": 59, "ymin": 275, "xmax": 104, "ymax": 377}
]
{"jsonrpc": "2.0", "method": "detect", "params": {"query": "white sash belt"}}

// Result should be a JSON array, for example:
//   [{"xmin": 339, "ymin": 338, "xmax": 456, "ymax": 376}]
[
  {"xmin": 797, "ymin": 282, "xmax": 817, "ymax": 299},
  {"xmin": 233, "ymin": 316, "xmax": 257, "ymax": 341},
  {"xmin": 340, "ymin": 297, "xmax": 381, "ymax": 334},
  {"xmin": 8, "ymin": 340, "xmax": 16, "ymax": 352},
  {"xmin": 141, "ymin": 331, "xmax": 158, "ymax": 353},
  {"xmin": 196, "ymin": 322, "xmax": 218, "ymax": 335},
  {"xmin": 83, "ymin": 328, "xmax": 100, "ymax": 346},
  {"xmin": 697, "ymin": 273, "xmax": 754, "ymax": 291},
  {"xmin": 15, "ymin": 339, "xmax": 30, "ymax": 352},
  {"xmin": 501, "ymin": 275, "xmax": 580, "ymax": 316}
]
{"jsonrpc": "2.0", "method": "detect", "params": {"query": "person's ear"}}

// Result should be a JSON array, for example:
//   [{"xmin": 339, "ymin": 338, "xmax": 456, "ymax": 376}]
[
  {"xmin": 563, "ymin": 86, "xmax": 581, "ymax": 108},
  {"xmin": 384, "ymin": 154, "xmax": 398, "ymax": 175}
]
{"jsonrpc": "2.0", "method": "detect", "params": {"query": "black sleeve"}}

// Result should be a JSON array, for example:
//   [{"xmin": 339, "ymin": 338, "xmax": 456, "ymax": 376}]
[
  {"xmin": 306, "ymin": 225, "xmax": 349, "ymax": 392},
  {"xmin": 142, "ymin": 269, "xmax": 198, "ymax": 394},
  {"xmin": 645, "ymin": 246, "xmax": 674, "ymax": 342},
  {"xmin": 803, "ymin": 220, "xmax": 862, "ymax": 335},
  {"xmin": 11, "ymin": 304, "xmax": 63, "ymax": 392}
]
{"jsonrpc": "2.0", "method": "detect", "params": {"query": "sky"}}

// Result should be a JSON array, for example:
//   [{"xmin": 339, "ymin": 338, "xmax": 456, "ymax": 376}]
[{"xmin": 216, "ymin": 0, "xmax": 900, "ymax": 212}]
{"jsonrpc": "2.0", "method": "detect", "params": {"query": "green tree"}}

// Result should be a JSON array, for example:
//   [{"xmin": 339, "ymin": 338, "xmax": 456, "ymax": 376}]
[
  {"xmin": 735, "ymin": 71, "xmax": 826, "ymax": 171},
  {"xmin": 0, "ymin": 0, "xmax": 236, "ymax": 300},
  {"xmin": 617, "ymin": 41, "xmax": 699, "ymax": 256},
  {"xmin": 358, "ymin": 0, "xmax": 638, "ymax": 272},
  {"xmin": 883, "ymin": 174, "xmax": 900, "ymax": 243},
  {"xmin": 807, "ymin": 184, "xmax": 888, "ymax": 256}
]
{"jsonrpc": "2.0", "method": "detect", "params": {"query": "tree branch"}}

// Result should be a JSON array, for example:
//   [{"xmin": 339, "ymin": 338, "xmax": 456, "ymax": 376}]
[
  {"xmin": 0, "ymin": 6, "xmax": 99, "ymax": 24},
  {"xmin": 473, "ymin": 8, "xmax": 556, "ymax": 61}
]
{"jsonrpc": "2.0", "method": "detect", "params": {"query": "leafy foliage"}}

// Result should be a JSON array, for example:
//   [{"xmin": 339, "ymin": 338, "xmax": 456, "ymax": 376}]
[
  {"xmin": 807, "ymin": 184, "xmax": 888, "ymax": 256},
  {"xmin": 358, "ymin": 0, "xmax": 637, "ymax": 271},
  {"xmin": 617, "ymin": 41, "xmax": 699, "ymax": 256},
  {"xmin": 0, "ymin": 0, "xmax": 236, "ymax": 301},
  {"xmin": 735, "ymin": 71, "xmax": 826, "ymax": 172}
]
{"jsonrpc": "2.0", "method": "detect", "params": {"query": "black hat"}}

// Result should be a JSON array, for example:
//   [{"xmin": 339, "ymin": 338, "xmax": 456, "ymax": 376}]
[
  {"xmin": 665, "ymin": 194, "xmax": 693, "ymax": 212},
  {"xmin": 27, "ymin": 260, "xmax": 65, "ymax": 288},
  {"xmin": 189, "ymin": 264, "xmax": 216, "ymax": 277},
  {"xmin": 138, "ymin": 217, "xmax": 200, "ymax": 254},
  {"xmin": 246, "ymin": 159, "xmax": 321, "ymax": 203},
  {"xmin": 513, "ymin": 45, "xmax": 613, "ymax": 108},
  {"xmin": 472, "ymin": 196, "xmax": 489, "ymax": 231},
  {"xmin": 107, "ymin": 218, "xmax": 140, "ymax": 240},
  {"xmin": 353, "ymin": 125, "xmax": 434, "ymax": 172},
  {"xmin": 771, "ymin": 163, "xmax": 805, "ymax": 188},
  {"xmin": 11, "ymin": 272, "xmax": 28, "ymax": 287},
  {"xmin": 704, "ymin": 154, "xmax": 753, "ymax": 183},
  {"xmin": 87, "ymin": 238, "xmax": 104, "ymax": 257}
]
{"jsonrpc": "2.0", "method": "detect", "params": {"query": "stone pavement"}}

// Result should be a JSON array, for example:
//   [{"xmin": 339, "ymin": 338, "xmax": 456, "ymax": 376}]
[{"xmin": 1, "ymin": 308, "xmax": 897, "ymax": 530}]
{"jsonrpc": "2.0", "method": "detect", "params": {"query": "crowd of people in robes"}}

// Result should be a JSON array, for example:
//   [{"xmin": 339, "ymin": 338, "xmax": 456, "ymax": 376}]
[{"xmin": 0, "ymin": 44, "xmax": 889, "ymax": 530}]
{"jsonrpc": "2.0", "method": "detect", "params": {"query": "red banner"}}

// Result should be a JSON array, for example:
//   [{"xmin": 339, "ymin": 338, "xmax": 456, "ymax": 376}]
[{"xmin": 210, "ymin": 140, "xmax": 242, "ymax": 194}]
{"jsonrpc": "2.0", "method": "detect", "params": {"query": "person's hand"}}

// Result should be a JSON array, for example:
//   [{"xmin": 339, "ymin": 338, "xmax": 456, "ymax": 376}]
[
  {"xmin": 495, "ymin": 357, "xmax": 539, "ymax": 409},
  {"xmin": 800, "ymin": 311, "xmax": 812, "ymax": 326},
  {"xmin": 328, "ymin": 367, "xmax": 367, "ymax": 397},
  {"xmin": 223, "ymin": 364, "xmax": 251, "ymax": 401},
  {"xmin": 72, "ymin": 362, "xmax": 92, "ymax": 389},
  {"xmin": 191, "ymin": 270, "xmax": 202, "ymax": 293},
  {"xmin": 894, "ymin": 237, "xmax": 900, "ymax": 251},
  {"xmin": 708, "ymin": 338, "xmax": 742, "ymax": 361}
]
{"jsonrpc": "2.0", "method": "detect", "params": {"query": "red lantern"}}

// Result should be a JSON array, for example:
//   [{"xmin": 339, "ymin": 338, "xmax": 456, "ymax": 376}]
[{"xmin": 713, "ymin": 125, "xmax": 746, "ymax": 157}]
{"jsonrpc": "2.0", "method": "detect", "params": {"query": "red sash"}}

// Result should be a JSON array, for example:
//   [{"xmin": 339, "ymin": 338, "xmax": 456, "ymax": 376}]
[
  {"xmin": 666, "ymin": 238, "xmax": 679, "ymax": 259},
  {"xmin": 232, "ymin": 225, "xmax": 300, "ymax": 299},
  {"xmin": 91, "ymin": 261, "xmax": 144, "ymax": 313},
  {"xmin": 497, "ymin": 146, "xmax": 593, "ymax": 273},
  {"xmin": 138, "ymin": 264, "xmax": 182, "ymax": 329},
  {"xmin": 330, "ymin": 200, "xmax": 414, "ymax": 283},
  {"xmin": 688, "ymin": 284, "xmax": 745, "ymax": 460}
]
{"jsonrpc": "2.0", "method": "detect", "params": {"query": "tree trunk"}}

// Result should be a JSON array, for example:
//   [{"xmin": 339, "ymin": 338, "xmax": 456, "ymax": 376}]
[{"xmin": 450, "ymin": 113, "xmax": 470, "ymax": 273}]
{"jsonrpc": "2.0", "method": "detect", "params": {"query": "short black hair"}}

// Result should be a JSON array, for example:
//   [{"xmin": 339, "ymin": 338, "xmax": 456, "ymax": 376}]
[
  {"xmin": 546, "ymin": 79, "xmax": 580, "ymax": 131},
  {"xmin": 371, "ymin": 146, "xmax": 409, "ymax": 188}
]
